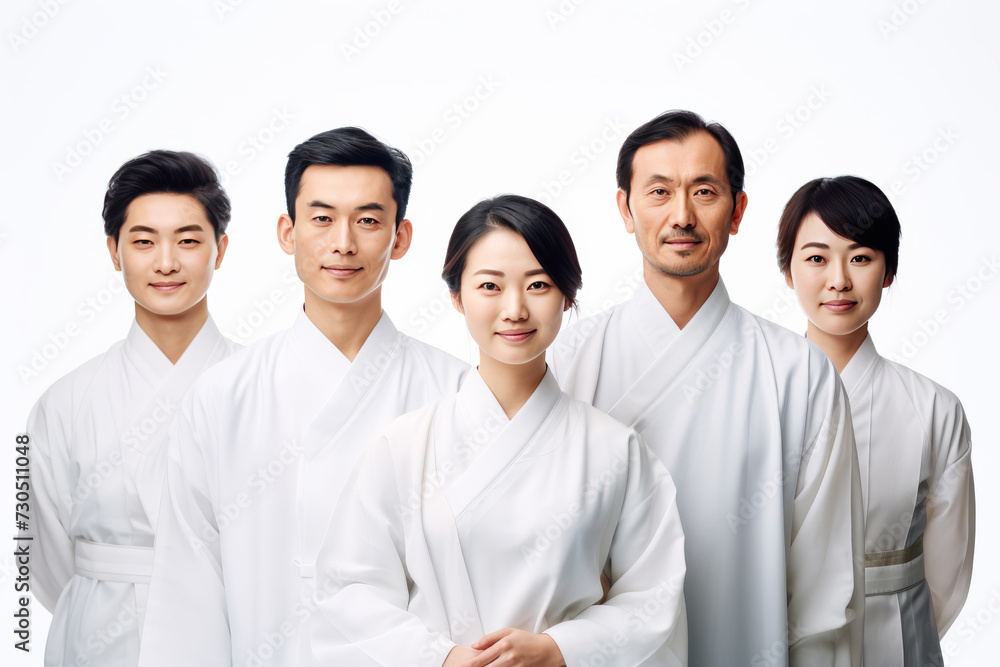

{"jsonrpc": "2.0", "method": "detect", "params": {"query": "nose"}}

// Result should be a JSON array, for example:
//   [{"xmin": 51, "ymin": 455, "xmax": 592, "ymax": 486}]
[
  {"xmin": 501, "ymin": 289, "xmax": 529, "ymax": 322},
  {"xmin": 153, "ymin": 242, "xmax": 181, "ymax": 275},
  {"xmin": 828, "ymin": 260, "xmax": 852, "ymax": 292},
  {"xmin": 670, "ymin": 194, "xmax": 695, "ymax": 229},
  {"xmin": 327, "ymin": 219, "xmax": 357, "ymax": 255}
]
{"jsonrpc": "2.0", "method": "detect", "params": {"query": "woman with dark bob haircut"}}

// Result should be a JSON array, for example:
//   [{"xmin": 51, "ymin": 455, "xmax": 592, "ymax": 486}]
[
  {"xmin": 778, "ymin": 175, "xmax": 975, "ymax": 667},
  {"xmin": 313, "ymin": 195, "xmax": 688, "ymax": 666}
]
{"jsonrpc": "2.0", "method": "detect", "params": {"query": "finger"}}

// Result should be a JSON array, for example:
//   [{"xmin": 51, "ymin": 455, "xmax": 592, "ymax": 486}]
[
  {"xmin": 464, "ymin": 638, "xmax": 508, "ymax": 667},
  {"xmin": 471, "ymin": 626, "xmax": 513, "ymax": 650}
]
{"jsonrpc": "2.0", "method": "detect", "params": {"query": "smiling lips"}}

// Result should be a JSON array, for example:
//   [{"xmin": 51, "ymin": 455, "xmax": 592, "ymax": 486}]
[
  {"xmin": 496, "ymin": 329, "xmax": 536, "ymax": 342},
  {"xmin": 822, "ymin": 300, "xmax": 857, "ymax": 312},
  {"xmin": 150, "ymin": 281, "xmax": 184, "ymax": 292},
  {"xmin": 323, "ymin": 265, "xmax": 361, "ymax": 277}
]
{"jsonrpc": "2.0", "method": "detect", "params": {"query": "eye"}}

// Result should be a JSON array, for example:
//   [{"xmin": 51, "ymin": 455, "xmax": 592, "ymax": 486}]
[
  {"xmin": 806, "ymin": 255, "xmax": 825, "ymax": 264},
  {"xmin": 313, "ymin": 215, "xmax": 331, "ymax": 223},
  {"xmin": 851, "ymin": 254, "xmax": 872, "ymax": 264},
  {"xmin": 479, "ymin": 282, "xmax": 499, "ymax": 291},
  {"xmin": 179, "ymin": 238, "xmax": 201, "ymax": 246},
  {"xmin": 650, "ymin": 188, "xmax": 668, "ymax": 196},
  {"xmin": 133, "ymin": 239, "xmax": 153, "ymax": 246},
  {"xmin": 528, "ymin": 281, "xmax": 550, "ymax": 290},
  {"xmin": 358, "ymin": 217, "xmax": 379, "ymax": 226},
  {"xmin": 695, "ymin": 188, "xmax": 717, "ymax": 196}
]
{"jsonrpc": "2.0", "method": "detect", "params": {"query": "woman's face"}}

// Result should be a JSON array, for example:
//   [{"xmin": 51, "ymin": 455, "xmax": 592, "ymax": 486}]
[
  {"xmin": 453, "ymin": 228, "xmax": 569, "ymax": 368},
  {"xmin": 786, "ymin": 212, "xmax": 892, "ymax": 337}
]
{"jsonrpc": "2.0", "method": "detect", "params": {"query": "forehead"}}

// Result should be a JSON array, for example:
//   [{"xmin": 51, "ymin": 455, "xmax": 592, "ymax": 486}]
[
  {"xmin": 296, "ymin": 164, "xmax": 395, "ymax": 210},
  {"xmin": 124, "ymin": 193, "xmax": 210, "ymax": 230},
  {"xmin": 464, "ymin": 229, "xmax": 541, "ymax": 270},
  {"xmin": 794, "ymin": 212, "xmax": 872, "ymax": 250},
  {"xmin": 630, "ymin": 131, "xmax": 728, "ymax": 186}
]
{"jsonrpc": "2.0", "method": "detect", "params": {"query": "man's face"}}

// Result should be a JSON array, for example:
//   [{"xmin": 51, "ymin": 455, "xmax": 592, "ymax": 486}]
[
  {"xmin": 107, "ymin": 193, "xmax": 226, "ymax": 318},
  {"xmin": 277, "ymin": 164, "xmax": 411, "ymax": 307},
  {"xmin": 617, "ymin": 131, "xmax": 747, "ymax": 280}
]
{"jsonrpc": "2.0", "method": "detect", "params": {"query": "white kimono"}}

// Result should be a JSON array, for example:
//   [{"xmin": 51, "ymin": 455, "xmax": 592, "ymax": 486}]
[
  {"xmin": 842, "ymin": 334, "xmax": 974, "ymax": 666},
  {"xmin": 137, "ymin": 309, "xmax": 468, "ymax": 667},
  {"xmin": 26, "ymin": 317, "xmax": 239, "ymax": 667},
  {"xmin": 549, "ymin": 278, "xmax": 865, "ymax": 667},
  {"xmin": 311, "ymin": 368, "xmax": 687, "ymax": 667}
]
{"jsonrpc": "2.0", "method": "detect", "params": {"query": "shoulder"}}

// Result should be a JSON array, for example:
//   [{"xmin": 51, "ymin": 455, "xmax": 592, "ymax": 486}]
[
  {"xmin": 395, "ymin": 334, "xmax": 470, "ymax": 391},
  {"xmin": 737, "ymin": 306, "xmax": 840, "ymax": 390},
  {"xmin": 31, "ymin": 340, "xmax": 123, "ymax": 420},
  {"xmin": 183, "ymin": 329, "xmax": 287, "ymax": 404},
  {"xmin": 879, "ymin": 357, "xmax": 969, "ymax": 429}
]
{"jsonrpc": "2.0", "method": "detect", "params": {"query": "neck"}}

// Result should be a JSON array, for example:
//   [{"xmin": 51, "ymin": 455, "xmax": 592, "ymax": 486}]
[
  {"xmin": 135, "ymin": 298, "xmax": 209, "ymax": 364},
  {"xmin": 303, "ymin": 286, "xmax": 383, "ymax": 362},
  {"xmin": 643, "ymin": 262, "xmax": 719, "ymax": 329},
  {"xmin": 476, "ymin": 353, "xmax": 547, "ymax": 420},
  {"xmin": 805, "ymin": 321, "xmax": 868, "ymax": 373}
]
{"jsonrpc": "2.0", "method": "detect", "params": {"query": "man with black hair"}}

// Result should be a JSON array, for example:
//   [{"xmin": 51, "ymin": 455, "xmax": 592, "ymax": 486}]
[
  {"xmin": 26, "ymin": 150, "xmax": 240, "ymax": 667},
  {"xmin": 550, "ymin": 110, "xmax": 865, "ymax": 666},
  {"xmin": 139, "ymin": 128, "xmax": 468, "ymax": 667}
]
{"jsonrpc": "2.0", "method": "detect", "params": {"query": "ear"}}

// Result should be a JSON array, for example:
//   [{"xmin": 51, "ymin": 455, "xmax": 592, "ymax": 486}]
[
  {"xmin": 616, "ymin": 188, "xmax": 635, "ymax": 234},
  {"xmin": 730, "ymin": 191, "xmax": 748, "ymax": 236},
  {"xmin": 277, "ymin": 214, "xmax": 295, "ymax": 255},
  {"xmin": 563, "ymin": 297, "xmax": 573, "ymax": 312},
  {"xmin": 450, "ymin": 290, "xmax": 464, "ymax": 315},
  {"xmin": 784, "ymin": 270, "xmax": 794, "ymax": 290},
  {"xmin": 106, "ymin": 236, "xmax": 122, "ymax": 271},
  {"xmin": 883, "ymin": 271, "xmax": 894, "ymax": 288},
  {"xmin": 214, "ymin": 233, "xmax": 229, "ymax": 270},
  {"xmin": 390, "ymin": 219, "xmax": 413, "ymax": 260}
]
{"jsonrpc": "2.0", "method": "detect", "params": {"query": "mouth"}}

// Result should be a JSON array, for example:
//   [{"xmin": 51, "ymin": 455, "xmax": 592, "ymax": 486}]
[
  {"xmin": 663, "ymin": 238, "xmax": 702, "ymax": 251},
  {"xmin": 495, "ymin": 329, "xmax": 536, "ymax": 342},
  {"xmin": 323, "ymin": 265, "xmax": 362, "ymax": 278},
  {"xmin": 150, "ymin": 281, "xmax": 184, "ymax": 292},
  {"xmin": 822, "ymin": 300, "xmax": 857, "ymax": 313}
]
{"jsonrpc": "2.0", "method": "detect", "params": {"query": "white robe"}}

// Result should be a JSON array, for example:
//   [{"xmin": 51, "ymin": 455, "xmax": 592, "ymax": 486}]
[
  {"xmin": 549, "ymin": 278, "xmax": 865, "ymax": 667},
  {"xmin": 841, "ymin": 334, "xmax": 974, "ymax": 666},
  {"xmin": 26, "ymin": 317, "xmax": 239, "ymax": 667},
  {"xmin": 137, "ymin": 309, "xmax": 468, "ymax": 667},
  {"xmin": 311, "ymin": 368, "xmax": 687, "ymax": 666}
]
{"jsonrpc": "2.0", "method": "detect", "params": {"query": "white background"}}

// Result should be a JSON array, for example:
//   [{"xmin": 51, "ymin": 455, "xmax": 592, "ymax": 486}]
[{"xmin": 2, "ymin": 0, "xmax": 998, "ymax": 664}]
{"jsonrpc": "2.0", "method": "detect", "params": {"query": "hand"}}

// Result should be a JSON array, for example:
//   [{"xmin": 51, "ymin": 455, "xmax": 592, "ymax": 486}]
[
  {"xmin": 443, "ymin": 645, "xmax": 483, "ymax": 666},
  {"xmin": 450, "ymin": 627, "xmax": 564, "ymax": 666}
]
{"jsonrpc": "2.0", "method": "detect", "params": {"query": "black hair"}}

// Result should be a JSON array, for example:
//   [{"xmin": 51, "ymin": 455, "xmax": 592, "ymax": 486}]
[
  {"xmin": 442, "ymin": 195, "xmax": 582, "ymax": 307},
  {"xmin": 284, "ymin": 127, "xmax": 413, "ymax": 225},
  {"xmin": 616, "ymin": 109, "xmax": 745, "ymax": 206},
  {"xmin": 777, "ymin": 175, "xmax": 900, "ymax": 279},
  {"xmin": 103, "ymin": 150, "xmax": 230, "ymax": 241}
]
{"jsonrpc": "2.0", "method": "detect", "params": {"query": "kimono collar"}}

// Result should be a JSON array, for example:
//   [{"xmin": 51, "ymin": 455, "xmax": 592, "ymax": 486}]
[
  {"xmin": 122, "ymin": 319, "xmax": 171, "ymax": 379},
  {"xmin": 287, "ymin": 306, "xmax": 401, "ymax": 373},
  {"xmin": 457, "ymin": 364, "xmax": 562, "ymax": 435},
  {"xmin": 839, "ymin": 332, "xmax": 881, "ymax": 396},
  {"xmin": 627, "ymin": 276, "xmax": 732, "ymax": 356},
  {"xmin": 122, "ymin": 316, "xmax": 225, "ymax": 380}
]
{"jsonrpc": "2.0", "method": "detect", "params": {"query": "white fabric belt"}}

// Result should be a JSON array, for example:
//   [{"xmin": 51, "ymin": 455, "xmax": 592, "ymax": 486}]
[
  {"xmin": 865, "ymin": 538, "xmax": 925, "ymax": 596},
  {"xmin": 75, "ymin": 539, "xmax": 154, "ymax": 584}
]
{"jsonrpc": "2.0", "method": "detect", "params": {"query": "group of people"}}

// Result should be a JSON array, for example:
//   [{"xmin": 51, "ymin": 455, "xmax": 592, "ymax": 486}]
[{"xmin": 26, "ymin": 110, "xmax": 975, "ymax": 667}]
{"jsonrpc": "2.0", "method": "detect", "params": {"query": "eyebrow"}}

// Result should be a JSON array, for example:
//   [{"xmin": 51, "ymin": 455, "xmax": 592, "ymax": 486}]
[
  {"xmin": 641, "ymin": 173, "xmax": 727, "ymax": 189},
  {"xmin": 306, "ymin": 200, "xmax": 385, "ymax": 212},
  {"xmin": 126, "ymin": 224, "xmax": 206, "ymax": 234},
  {"xmin": 799, "ymin": 241, "xmax": 867, "ymax": 250},
  {"xmin": 471, "ymin": 268, "xmax": 548, "ymax": 277}
]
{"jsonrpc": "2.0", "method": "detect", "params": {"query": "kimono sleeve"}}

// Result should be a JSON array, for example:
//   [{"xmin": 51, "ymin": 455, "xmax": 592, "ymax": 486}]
[
  {"xmin": 311, "ymin": 436, "xmax": 455, "ymax": 667},
  {"xmin": 787, "ymin": 367, "xmax": 864, "ymax": 667},
  {"xmin": 138, "ymin": 400, "xmax": 231, "ymax": 667},
  {"xmin": 24, "ymin": 397, "xmax": 75, "ymax": 612},
  {"xmin": 544, "ymin": 432, "xmax": 687, "ymax": 667},
  {"xmin": 923, "ymin": 393, "xmax": 974, "ymax": 637}
]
